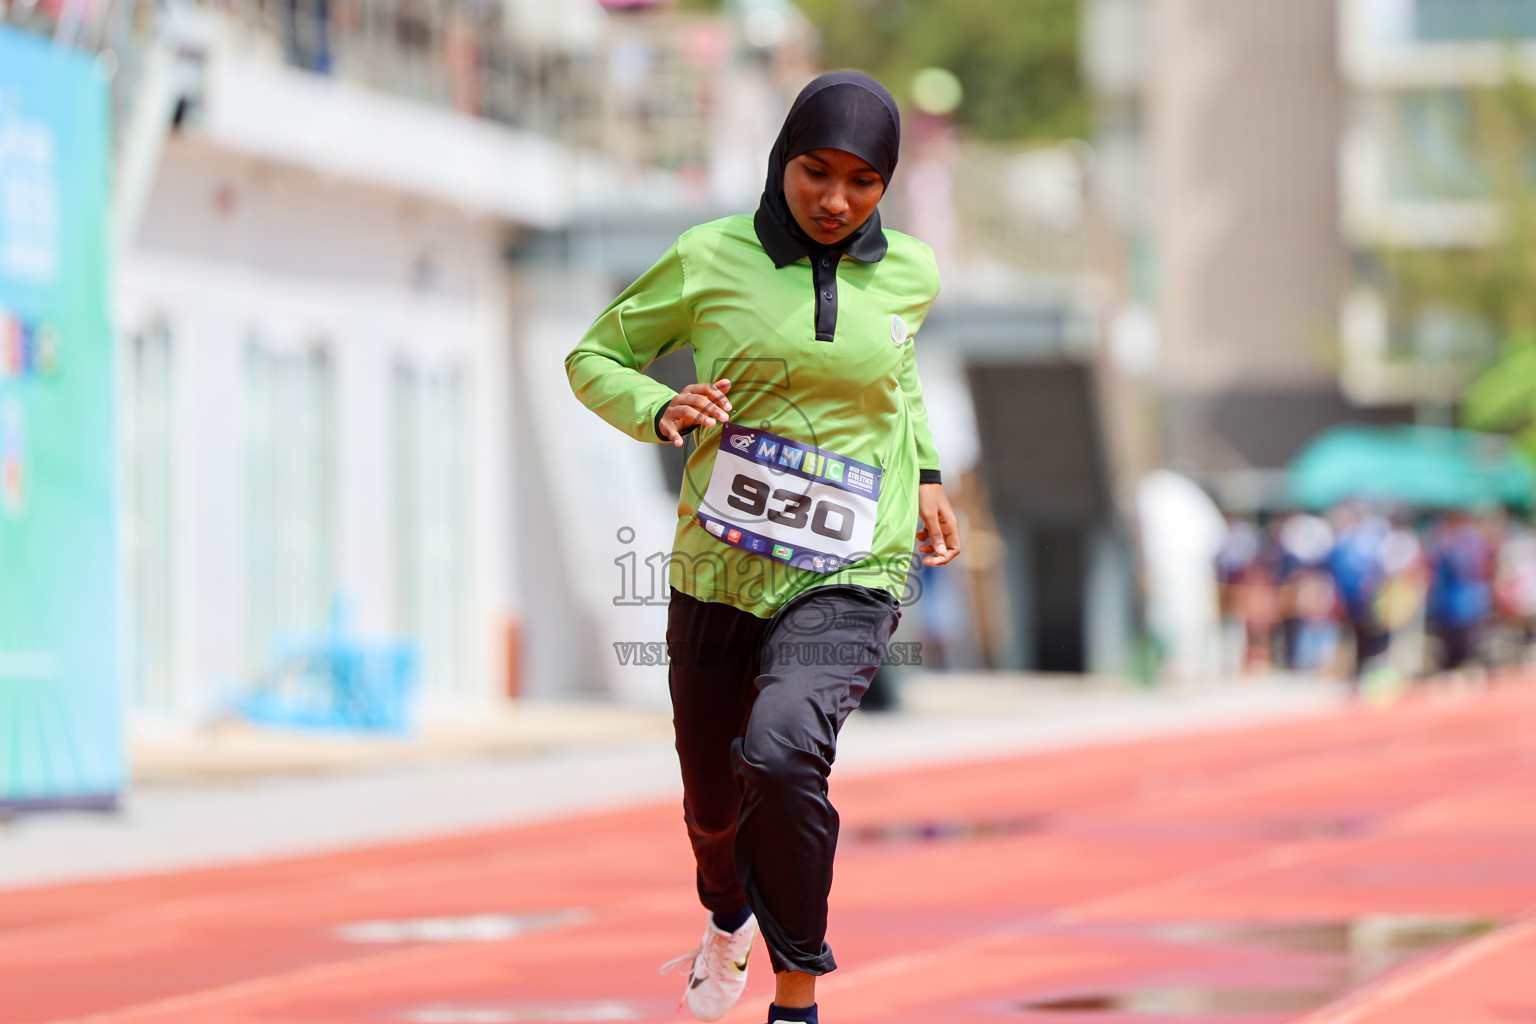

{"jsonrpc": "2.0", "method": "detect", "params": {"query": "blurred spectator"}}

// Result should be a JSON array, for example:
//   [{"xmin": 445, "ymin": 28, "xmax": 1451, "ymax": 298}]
[
  {"xmin": 911, "ymin": 559, "xmax": 979, "ymax": 671},
  {"xmin": 1206, "ymin": 501, "xmax": 1536, "ymax": 688},
  {"xmin": 1291, "ymin": 565, "xmax": 1341, "ymax": 672},
  {"xmin": 1234, "ymin": 518, "xmax": 1284, "ymax": 671},
  {"xmin": 1493, "ymin": 519, "xmax": 1536, "ymax": 659},
  {"xmin": 1375, "ymin": 518, "xmax": 1428, "ymax": 691},
  {"xmin": 1425, "ymin": 512, "xmax": 1494, "ymax": 672},
  {"xmin": 1139, "ymin": 471, "xmax": 1226, "ymax": 683},
  {"xmin": 1327, "ymin": 507, "xmax": 1392, "ymax": 681},
  {"xmin": 1216, "ymin": 517, "xmax": 1261, "ymax": 672},
  {"xmin": 1277, "ymin": 512, "xmax": 1338, "ymax": 672},
  {"xmin": 1376, "ymin": 519, "xmax": 1427, "ymax": 634}
]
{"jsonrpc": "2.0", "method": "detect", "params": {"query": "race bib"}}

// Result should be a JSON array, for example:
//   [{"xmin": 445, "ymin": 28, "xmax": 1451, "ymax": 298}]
[{"xmin": 696, "ymin": 424, "xmax": 880, "ymax": 575}]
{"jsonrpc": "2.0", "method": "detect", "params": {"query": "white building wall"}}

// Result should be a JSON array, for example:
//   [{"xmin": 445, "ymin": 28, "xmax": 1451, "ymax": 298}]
[
  {"xmin": 513, "ymin": 279, "xmax": 674, "ymax": 707},
  {"xmin": 118, "ymin": 137, "xmax": 517, "ymax": 724}
]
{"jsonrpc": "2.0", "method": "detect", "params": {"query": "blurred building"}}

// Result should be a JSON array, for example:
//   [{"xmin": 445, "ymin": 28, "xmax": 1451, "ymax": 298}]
[
  {"xmin": 925, "ymin": 297, "xmax": 1138, "ymax": 676},
  {"xmin": 0, "ymin": 0, "xmax": 812, "ymax": 721},
  {"xmin": 111, "ymin": 1, "xmax": 569, "ymax": 724},
  {"xmin": 881, "ymin": 123, "xmax": 1138, "ymax": 676},
  {"xmin": 1084, "ymin": 0, "xmax": 1428, "ymax": 512},
  {"xmin": 1337, "ymin": 0, "xmax": 1534, "ymax": 411}
]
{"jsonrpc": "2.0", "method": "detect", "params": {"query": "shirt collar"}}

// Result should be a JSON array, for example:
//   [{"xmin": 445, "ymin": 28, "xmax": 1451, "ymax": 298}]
[{"xmin": 754, "ymin": 206, "xmax": 889, "ymax": 269}]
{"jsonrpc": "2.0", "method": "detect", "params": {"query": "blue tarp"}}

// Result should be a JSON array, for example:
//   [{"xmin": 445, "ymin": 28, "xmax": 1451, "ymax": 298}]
[{"xmin": 1290, "ymin": 425, "xmax": 1536, "ymax": 512}]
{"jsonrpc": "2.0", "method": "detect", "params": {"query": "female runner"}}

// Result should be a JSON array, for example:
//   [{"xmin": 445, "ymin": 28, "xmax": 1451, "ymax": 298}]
[{"xmin": 566, "ymin": 71, "xmax": 961, "ymax": 1024}]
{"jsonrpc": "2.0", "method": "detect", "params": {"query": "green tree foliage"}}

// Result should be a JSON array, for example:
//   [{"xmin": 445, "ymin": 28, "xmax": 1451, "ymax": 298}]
[
  {"xmin": 1463, "ymin": 332, "xmax": 1536, "ymax": 452},
  {"xmin": 794, "ymin": 0, "xmax": 1087, "ymax": 142}
]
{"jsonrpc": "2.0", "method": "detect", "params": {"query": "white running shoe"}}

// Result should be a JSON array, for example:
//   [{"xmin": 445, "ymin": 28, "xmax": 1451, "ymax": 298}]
[{"xmin": 659, "ymin": 912, "xmax": 757, "ymax": 1021}]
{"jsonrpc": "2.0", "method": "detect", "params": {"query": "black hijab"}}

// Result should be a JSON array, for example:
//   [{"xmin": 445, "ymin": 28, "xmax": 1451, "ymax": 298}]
[{"xmin": 754, "ymin": 71, "xmax": 901, "ymax": 269}]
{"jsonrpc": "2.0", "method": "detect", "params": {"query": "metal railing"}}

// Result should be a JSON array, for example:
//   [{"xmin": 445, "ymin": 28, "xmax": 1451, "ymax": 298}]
[{"xmin": 3, "ymin": 0, "xmax": 807, "ymax": 182}]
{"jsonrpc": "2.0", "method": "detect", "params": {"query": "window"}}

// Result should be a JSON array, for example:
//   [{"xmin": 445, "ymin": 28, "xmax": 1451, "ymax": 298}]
[
  {"xmin": 245, "ymin": 339, "xmax": 336, "ymax": 673},
  {"xmin": 123, "ymin": 319, "xmax": 175, "ymax": 712},
  {"xmin": 1415, "ymin": 0, "xmax": 1536, "ymax": 41},
  {"xmin": 1385, "ymin": 91, "xmax": 1486, "ymax": 202},
  {"xmin": 393, "ymin": 362, "xmax": 470, "ymax": 699}
]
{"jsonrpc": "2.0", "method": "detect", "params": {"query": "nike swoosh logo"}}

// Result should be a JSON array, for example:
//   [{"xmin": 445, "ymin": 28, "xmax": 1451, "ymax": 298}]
[
  {"xmin": 690, "ymin": 974, "xmax": 707, "ymax": 989},
  {"xmin": 733, "ymin": 957, "xmax": 749, "ymax": 972}
]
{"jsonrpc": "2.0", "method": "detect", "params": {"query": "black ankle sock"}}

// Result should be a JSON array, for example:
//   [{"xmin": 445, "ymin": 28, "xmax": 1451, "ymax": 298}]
[
  {"xmin": 711, "ymin": 904, "xmax": 752, "ymax": 933},
  {"xmin": 768, "ymin": 1004, "xmax": 817, "ymax": 1024}
]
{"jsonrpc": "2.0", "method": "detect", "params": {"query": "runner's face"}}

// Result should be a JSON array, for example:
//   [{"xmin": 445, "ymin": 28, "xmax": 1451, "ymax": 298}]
[{"xmin": 783, "ymin": 149, "xmax": 886, "ymax": 246}]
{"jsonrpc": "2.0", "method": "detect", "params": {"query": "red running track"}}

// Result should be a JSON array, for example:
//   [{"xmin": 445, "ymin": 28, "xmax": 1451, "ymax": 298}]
[{"xmin": 5, "ymin": 683, "xmax": 1536, "ymax": 1024}]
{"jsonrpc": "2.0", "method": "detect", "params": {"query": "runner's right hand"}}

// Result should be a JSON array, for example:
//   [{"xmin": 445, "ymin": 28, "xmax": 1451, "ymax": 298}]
[{"xmin": 659, "ymin": 379, "xmax": 732, "ymax": 447}]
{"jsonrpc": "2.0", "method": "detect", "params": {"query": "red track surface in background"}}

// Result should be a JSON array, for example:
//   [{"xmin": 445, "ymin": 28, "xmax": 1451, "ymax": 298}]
[{"xmin": 5, "ymin": 683, "xmax": 1536, "ymax": 1024}]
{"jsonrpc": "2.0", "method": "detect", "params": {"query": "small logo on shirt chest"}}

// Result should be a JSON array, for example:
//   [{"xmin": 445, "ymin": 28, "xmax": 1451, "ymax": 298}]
[{"xmin": 890, "ymin": 315, "xmax": 909, "ymax": 346}]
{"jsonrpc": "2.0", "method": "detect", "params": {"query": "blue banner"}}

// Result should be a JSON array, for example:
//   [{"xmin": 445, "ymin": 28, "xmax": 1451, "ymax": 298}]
[{"xmin": 0, "ymin": 27, "xmax": 120, "ymax": 809}]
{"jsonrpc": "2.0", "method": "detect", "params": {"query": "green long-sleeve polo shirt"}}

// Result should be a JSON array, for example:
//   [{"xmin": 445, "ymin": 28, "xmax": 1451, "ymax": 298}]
[{"xmin": 565, "ymin": 214, "xmax": 942, "ymax": 619}]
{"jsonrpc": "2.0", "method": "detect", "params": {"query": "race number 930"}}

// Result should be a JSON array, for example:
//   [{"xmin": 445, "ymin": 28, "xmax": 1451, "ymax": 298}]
[{"xmin": 727, "ymin": 474, "xmax": 855, "ymax": 542}]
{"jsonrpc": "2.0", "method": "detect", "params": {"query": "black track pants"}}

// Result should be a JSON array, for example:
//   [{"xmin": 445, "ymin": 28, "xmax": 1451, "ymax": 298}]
[{"xmin": 666, "ymin": 585, "xmax": 900, "ymax": 976}]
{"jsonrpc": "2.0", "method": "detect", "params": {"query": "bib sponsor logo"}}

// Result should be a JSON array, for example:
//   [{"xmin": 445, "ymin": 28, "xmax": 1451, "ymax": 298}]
[
  {"xmin": 697, "ymin": 425, "xmax": 881, "ymax": 575},
  {"xmin": 843, "ymin": 465, "xmax": 876, "ymax": 495}
]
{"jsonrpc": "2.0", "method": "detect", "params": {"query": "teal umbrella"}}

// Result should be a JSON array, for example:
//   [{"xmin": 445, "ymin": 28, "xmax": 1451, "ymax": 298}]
[{"xmin": 1289, "ymin": 425, "xmax": 1536, "ymax": 511}]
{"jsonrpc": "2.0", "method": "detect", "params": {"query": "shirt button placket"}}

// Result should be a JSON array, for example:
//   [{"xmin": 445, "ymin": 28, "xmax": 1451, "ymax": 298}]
[{"xmin": 816, "ymin": 255, "xmax": 837, "ymax": 341}]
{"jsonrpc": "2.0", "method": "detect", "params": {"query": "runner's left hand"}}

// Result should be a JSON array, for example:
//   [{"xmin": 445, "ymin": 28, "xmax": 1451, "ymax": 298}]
[{"xmin": 917, "ymin": 483, "xmax": 961, "ymax": 567}]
